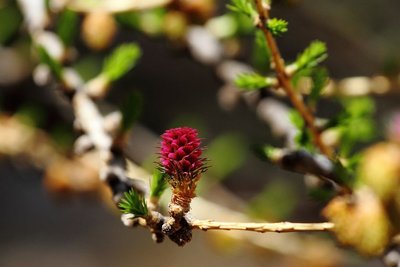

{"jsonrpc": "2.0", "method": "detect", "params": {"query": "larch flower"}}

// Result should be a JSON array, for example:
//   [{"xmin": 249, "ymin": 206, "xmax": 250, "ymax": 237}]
[
  {"xmin": 159, "ymin": 127, "xmax": 207, "ymax": 217},
  {"xmin": 160, "ymin": 127, "xmax": 206, "ymax": 180}
]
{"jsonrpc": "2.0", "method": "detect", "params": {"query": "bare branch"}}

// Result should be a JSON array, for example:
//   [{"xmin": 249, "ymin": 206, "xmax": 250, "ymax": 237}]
[{"xmin": 191, "ymin": 219, "xmax": 334, "ymax": 233}]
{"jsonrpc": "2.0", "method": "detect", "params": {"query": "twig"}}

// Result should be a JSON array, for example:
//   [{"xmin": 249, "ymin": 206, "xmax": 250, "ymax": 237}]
[
  {"xmin": 189, "ymin": 193, "xmax": 342, "ymax": 265},
  {"xmin": 125, "ymin": 160, "xmax": 337, "ymax": 236},
  {"xmin": 254, "ymin": 0, "xmax": 333, "ymax": 158},
  {"xmin": 191, "ymin": 219, "xmax": 334, "ymax": 233},
  {"xmin": 129, "ymin": 215, "xmax": 334, "ymax": 233}
]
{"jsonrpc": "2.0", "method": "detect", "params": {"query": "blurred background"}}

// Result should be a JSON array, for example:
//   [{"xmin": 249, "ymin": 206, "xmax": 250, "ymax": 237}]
[{"xmin": 0, "ymin": 0, "xmax": 399, "ymax": 266}]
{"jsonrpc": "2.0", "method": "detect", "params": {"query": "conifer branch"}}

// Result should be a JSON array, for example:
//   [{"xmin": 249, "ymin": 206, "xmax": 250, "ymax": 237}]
[{"xmin": 253, "ymin": 0, "xmax": 334, "ymax": 159}]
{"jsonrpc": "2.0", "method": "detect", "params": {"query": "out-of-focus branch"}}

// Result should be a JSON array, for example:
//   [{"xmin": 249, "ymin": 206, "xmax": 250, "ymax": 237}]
[
  {"xmin": 17, "ymin": 0, "xmax": 146, "ymax": 203},
  {"xmin": 266, "ymin": 148, "xmax": 348, "ymax": 189},
  {"xmin": 72, "ymin": 90, "xmax": 149, "ymax": 202}
]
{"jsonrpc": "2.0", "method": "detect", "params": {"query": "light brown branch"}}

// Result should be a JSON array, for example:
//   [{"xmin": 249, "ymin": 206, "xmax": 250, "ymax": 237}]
[
  {"xmin": 191, "ymin": 219, "xmax": 334, "ymax": 233},
  {"xmin": 124, "ymin": 210, "xmax": 335, "ymax": 233},
  {"xmin": 130, "ymin": 215, "xmax": 335, "ymax": 233},
  {"xmin": 254, "ymin": 0, "xmax": 333, "ymax": 158}
]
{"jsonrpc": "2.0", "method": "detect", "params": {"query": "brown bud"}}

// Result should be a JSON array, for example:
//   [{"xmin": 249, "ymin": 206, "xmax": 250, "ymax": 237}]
[
  {"xmin": 323, "ymin": 187, "xmax": 392, "ymax": 256},
  {"xmin": 82, "ymin": 11, "xmax": 117, "ymax": 51},
  {"xmin": 162, "ymin": 11, "xmax": 188, "ymax": 41},
  {"xmin": 178, "ymin": 0, "xmax": 215, "ymax": 21},
  {"xmin": 358, "ymin": 142, "xmax": 400, "ymax": 202}
]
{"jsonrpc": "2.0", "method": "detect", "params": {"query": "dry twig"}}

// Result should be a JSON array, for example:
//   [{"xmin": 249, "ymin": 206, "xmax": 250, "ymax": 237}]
[{"xmin": 191, "ymin": 220, "xmax": 334, "ymax": 233}]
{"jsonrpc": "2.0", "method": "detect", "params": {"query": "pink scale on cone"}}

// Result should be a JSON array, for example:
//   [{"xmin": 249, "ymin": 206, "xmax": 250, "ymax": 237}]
[{"xmin": 160, "ymin": 127, "xmax": 205, "ymax": 179}]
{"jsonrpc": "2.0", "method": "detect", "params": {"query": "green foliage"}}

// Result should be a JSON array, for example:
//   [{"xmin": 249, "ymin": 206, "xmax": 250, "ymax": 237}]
[
  {"xmin": 36, "ymin": 46, "xmax": 63, "ymax": 80},
  {"xmin": 50, "ymin": 124, "xmax": 74, "ymax": 152},
  {"xmin": 252, "ymin": 30, "xmax": 271, "ymax": 71},
  {"xmin": 309, "ymin": 67, "xmax": 329, "ymax": 106},
  {"xmin": 17, "ymin": 104, "xmax": 46, "ymax": 127},
  {"xmin": 150, "ymin": 169, "xmax": 168, "ymax": 198},
  {"xmin": 102, "ymin": 43, "xmax": 141, "ymax": 82},
  {"xmin": 234, "ymin": 73, "xmax": 274, "ymax": 90},
  {"xmin": 289, "ymin": 110, "xmax": 303, "ymax": 129},
  {"xmin": 118, "ymin": 189, "xmax": 148, "ymax": 216},
  {"xmin": 231, "ymin": 12, "xmax": 255, "ymax": 35},
  {"xmin": 263, "ymin": 145, "xmax": 276, "ymax": 160},
  {"xmin": 295, "ymin": 41, "xmax": 327, "ymax": 72},
  {"xmin": 137, "ymin": 9, "xmax": 166, "ymax": 36},
  {"xmin": 116, "ymin": 12, "xmax": 140, "ymax": 29},
  {"xmin": 291, "ymin": 68, "xmax": 311, "ymax": 87},
  {"xmin": 337, "ymin": 97, "xmax": 376, "ymax": 157},
  {"xmin": 294, "ymin": 129, "xmax": 313, "ymax": 152},
  {"xmin": 56, "ymin": 10, "xmax": 78, "ymax": 46},
  {"xmin": 205, "ymin": 133, "xmax": 247, "ymax": 180},
  {"xmin": 117, "ymin": 9, "xmax": 165, "ymax": 36},
  {"xmin": 207, "ymin": 14, "xmax": 238, "ymax": 39},
  {"xmin": 308, "ymin": 183, "xmax": 336, "ymax": 202},
  {"xmin": 254, "ymin": 145, "xmax": 277, "ymax": 161},
  {"xmin": 73, "ymin": 55, "xmax": 102, "ymax": 81},
  {"xmin": 289, "ymin": 110, "xmax": 314, "ymax": 152},
  {"xmin": 325, "ymin": 98, "xmax": 375, "ymax": 157},
  {"xmin": 332, "ymin": 159, "xmax": 355, "ymax": 187},
  {"xmin": 121, "ymin": 91, "xmax": 143, "ymax": 132},
  {"xmin": 266, "ymin": 18, "xmax": 288, "ymax": 37},
  {"xmin": 226, "ymin": 0, "xmax": 257, "ymax": 36},
  {"xmin": 248, "ymin": 181, "xmax": 297, "ymax": 221},
  {"xmin": 344, "ymin": 97, "xmax": 375, "ymax": 118},
  {"xmin": 0, "ymin": 4, "xmax": 22, "ymax": 45},
  {"xmin": 345, "ymin": 153, "xmax": 362, "ymax": 173},
  {"xmin": 227, "ymin": 0, "xmax": 257, "ymax": 18}
]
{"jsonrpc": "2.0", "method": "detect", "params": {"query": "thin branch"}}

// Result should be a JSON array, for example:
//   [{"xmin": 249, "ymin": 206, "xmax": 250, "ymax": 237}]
[
  {"xmin": 191, "ymin": 219, "xmax": 334, "ymax": 233},
  {"xmin": 122, "ymin": 211, "xmax": 334, "ymax": 233},
  {"xmin": 254, "ymin": 0, "xmax": 333, "ymax": 158}
]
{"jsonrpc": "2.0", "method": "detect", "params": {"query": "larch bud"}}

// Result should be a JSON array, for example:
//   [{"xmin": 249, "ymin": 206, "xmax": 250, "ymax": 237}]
[{"xmin": 82, "ymin": 11, "xmax": 116, "ymax": 51}]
